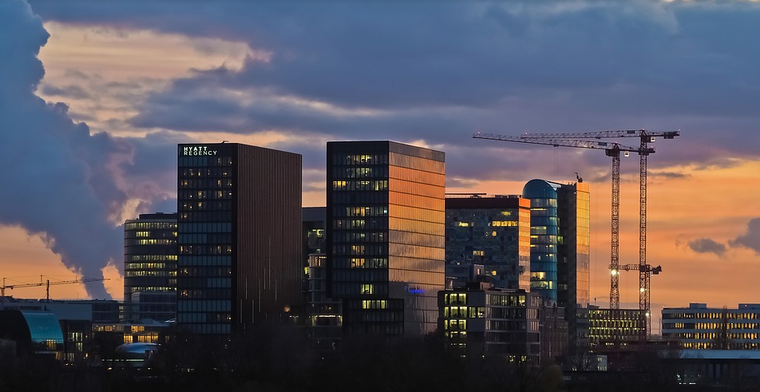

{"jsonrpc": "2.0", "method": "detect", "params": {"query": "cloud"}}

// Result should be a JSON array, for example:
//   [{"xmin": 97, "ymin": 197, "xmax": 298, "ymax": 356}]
[
  {"xmin": 40, "ymin": 83, "xmax": 92, "ymax": 99},
  {"xmin": 27, "ymin": 0, "xmax": 759, "ymax": 181},
  {"xmin": 0, "ymin": 0, "xmax": 184, "ymax": 298},
  {"xmin": 730, "ymin": 218, "xmax": 760, "ymax": 255},
  {"xmin": 688, "ymin": 238, "xmax": 727, "ymax": 256}
]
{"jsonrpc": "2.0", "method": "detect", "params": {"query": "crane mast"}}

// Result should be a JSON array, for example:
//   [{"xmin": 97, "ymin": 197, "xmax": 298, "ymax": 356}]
[
  {"xmin": 475, "ymin": 129, "xmax": 679, "ymax": 339},
  {"xmin": 520, "ymin": 129, "xmax": 679, "ymax": 338}
]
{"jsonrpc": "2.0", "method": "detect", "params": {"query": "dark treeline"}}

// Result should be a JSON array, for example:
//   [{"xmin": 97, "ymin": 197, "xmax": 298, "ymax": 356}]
[{"xmin": 1, "ymin": 323, "xmax": 756, "ymax": 392}]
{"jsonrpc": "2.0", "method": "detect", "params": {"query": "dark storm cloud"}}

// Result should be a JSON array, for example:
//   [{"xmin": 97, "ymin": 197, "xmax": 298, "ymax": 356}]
[
  {"xmin": 28, "ymin": 0, "xmax": 755, "ymax": 176},
  {"xmin": 0, "ymin": 0, "xmax": 120, "ymax": 297},
  {"xmin": 730, "ymin": 218, "xmax": 760, "ymax": 255},
  {"xmin": 0, "ymin": 0, "xmax": 188, "ymax": 297},
  {"xmin": 688, "ymin": 238, "xmax": 727, "ymax": 257},
  {"xmin": 20, "ymin": 2, "xmax": 760, "ymax": 215}
]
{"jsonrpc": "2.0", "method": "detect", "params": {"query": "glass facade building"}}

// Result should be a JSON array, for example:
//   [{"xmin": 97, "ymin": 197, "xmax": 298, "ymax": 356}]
[
  {"xmin": 123, "ymin": 213, "xmax": 178, "ymax": 323},
  {"xmin": 522, "ymin": 180, "xmax": 560, "ymax": 302},
  {"xmin": 445, "ymin": 195, "xmax": 531, "ymax": 290},
  {"xmin": 177, "ymin": 143, "xmax": 302, "ymax": 335},
  {"xmin": 523, "ymin": 179, "xmax": 590, "ymax": 350},
  {"xmin": 326, "ymin": 141, "xmax": 445, "ymax": 336}
]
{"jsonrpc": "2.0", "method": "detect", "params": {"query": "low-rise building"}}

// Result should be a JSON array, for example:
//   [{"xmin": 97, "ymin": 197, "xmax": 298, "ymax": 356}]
[
  {"xmin": 438, "ymin": 284, "xmax": 541, "ymax": 363},
  {"xmin": 662, "ymin": 303, "xmax": 760, "ymax": 349}
]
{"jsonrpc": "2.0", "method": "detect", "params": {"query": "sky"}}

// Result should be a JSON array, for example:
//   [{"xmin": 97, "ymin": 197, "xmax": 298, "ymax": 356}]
[{"xmin": 2, "ymin": 0, "xmax": 760, "ymax": 332}]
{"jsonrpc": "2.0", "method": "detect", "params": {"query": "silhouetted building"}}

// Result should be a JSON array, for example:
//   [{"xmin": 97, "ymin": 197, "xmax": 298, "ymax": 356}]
[
  {"xmin": 305, "ymin": 254, "xmax": 342, "ymax": 348},
  {"xmin": 541, "ymin": 301, "xmax": 568, "ymax": 365},
  {"xmin": 326, "ymin": 141, "xmax": 445, "ymax": 336},
  {"xmin": 123, "ymin": 212, "xmax": 177, "ymax": 323},
  {"xmin": 445, "ymin": 194, "xmax": 531, "ymax": 290},
  {"xmin": 662, "ymin": 303, "xmax": 760, "ymax": 350},
  {"xmin": 438, "ymin": 285, "xmax": 541, "ymax": 363},
  {"xmin": 445, "ymin": 262, "xmax": 488, "ymax": 289},
  {"xmin": 177, "ymin": 143, "xmax": 302, "ymax": 335}
]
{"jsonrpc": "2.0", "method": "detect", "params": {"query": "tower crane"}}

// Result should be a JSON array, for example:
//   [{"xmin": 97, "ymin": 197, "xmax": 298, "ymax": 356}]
[
  {"xmin": 1, "ymin": 276, "xmax": 109, "ymax": 303},
  {"xmin": 520, "ymin": 130, "xmax": 679, "ymax": 337},
  {"xmin": 473, "ymin": 132, "xmax": 650, "ymax": 324}
]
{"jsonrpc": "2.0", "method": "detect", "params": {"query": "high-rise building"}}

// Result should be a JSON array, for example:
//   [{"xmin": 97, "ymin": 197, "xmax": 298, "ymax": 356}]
[
  {"xmin": 326, "ymin": 141, "xmax": 445, "ymax": 336},
  {"xmin": 123, "ymin": 213, "xmax": 178, "ymax": 323},
  {"xmin": 522, "ymin": 179, "xmax": 560, "ymax": 302},
  {"xmin": 445, "ymin": 194, "xmax": 531, "ymax": 290},
  {"xmin": 523, "ymin": 179, "xmax": 590, "ymax": 349},
  {"xmin": 176, "ymin": 143, "xmax": 302, "ymax": 335},
  {"xmin": 557, "ymin": 183, "xmax": 591, "ymax": 319}
]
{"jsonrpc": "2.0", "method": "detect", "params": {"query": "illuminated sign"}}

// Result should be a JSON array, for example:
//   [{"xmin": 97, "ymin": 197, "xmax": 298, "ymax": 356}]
[
  {"xmin": 182, "ymin": 146, "xmax": 218, "ymax": 156},
  {"xmin": 408, "ymin": 288, "xmax": 424, "ymax": 294}
]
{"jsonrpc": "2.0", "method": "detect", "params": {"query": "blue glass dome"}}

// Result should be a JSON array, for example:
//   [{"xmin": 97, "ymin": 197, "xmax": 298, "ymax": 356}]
[{"xmin": 522, "ymin": 179, "xmax": 558, "ymax": 199}]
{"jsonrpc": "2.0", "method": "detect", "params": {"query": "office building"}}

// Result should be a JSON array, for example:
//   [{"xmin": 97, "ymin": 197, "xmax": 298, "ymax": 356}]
[
  {"xmin": 305, "ymin": 254, "xmax": 342, "ymax": 348},
  {"xmin": 445, "ymin": 194, "xmax": 531, "ymax": 290},
  {"xmin": 585, "ymin": 305, "xmax": 645, "ymax": 350},
  {"xmin": 522, "ymin": 179, "xmax": 590, "ymax": 350},
  {"xmin": 556, "ymin": 183, "xmax": 591, "ymax": 320},
  {"xmin": 177, "ymin": 143, "xmax": 302, "ymax": 335},
  {"xmin": 438, "ymin": 285, "xmax": 541, "ymax": 362},
  {"xmin": 662, "ymin": 303, "xmax": 760, "ymax": 350},
  {"xmin": 326, "ymin": 141, "xmax": 445, "ymax": 336},
  {"xmin": 123, "ymin": 212, "xmax": 178, "ymax": 323}
]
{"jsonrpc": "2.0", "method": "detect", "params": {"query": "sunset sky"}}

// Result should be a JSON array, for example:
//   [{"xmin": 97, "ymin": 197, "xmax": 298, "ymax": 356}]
[{"xmin": 2, "ymin": 0, "xmax": 760, "ymax": 333}]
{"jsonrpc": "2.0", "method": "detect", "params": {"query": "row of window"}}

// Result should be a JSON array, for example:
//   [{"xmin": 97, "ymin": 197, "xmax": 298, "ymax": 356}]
[
  {"xmin": 178, "ymin": 222, "xmax": 232, "ymax": 233},
  {"xmin": 129, "ymin": 231, "xmax": 176, "ymax": 239},
  {"xmin": 331, "ymin": 153, "xmax": 389, "ymax": 166},
  {"xmin": 124, "ymin": 239, "xmax": 176, "ymax": 246},
  {"xmin": 330, "ymin": 257, "xmax": 389, "ymax": 269},
  {"xmin": 125, "ymin": 222, "xmax": 177, "ymax": 231},
  {"xmin": 178, "ymin": 255, "xmax": 232, "ymax": 266},
  {"xmin": 179, "ymin": 245, "xmax": 233, "ymax": 255},
  {"xmin": 331, "ymin": 231, "xmax": 388, "ymax": 243},
  {"xmin": 179, "ymin": 190, "xmax": 234, "ymax": 201},
  {"xmin": 178, "ymin": 288, "xmax": 232, "ymax": 299},
  {"xmin": 178, "ymin": 233, "xmax": 232, "ymax": 244},
  {"xmin": 180, "ymin": 201, "xmax": 233, "ymax": 211},
  {"xmin": 178, "ymin": 267, "xmax": 231, "ymax": 277},
  {"xmin": 124, "ymin": 271, "xmax": 176, "ymax": 278},
  {"xmin": 331, "ymin": 191, "xmax": 388, "ymax": 205},
  {"xmin": 331, "ymin": 282, "xmax": 388, "ymax": 297},
  {"xmin": 333, "ymin": 218, "xmax": 387, "ymax": 230},
  {"xmin": 125, "ymin": 262, "xmax": 173, "ymax": 271},
  {"xmin": 443, "ymin": 306, "xmax": 485, "ymax": 319},
  {"xmin": 125, "ymin": 255, "xmax": 177, "ymax": 262},
  {"xmin": 178, "ymin": 155, "xmax": 233, "ymax": 167},
  {"xmin": 179, "ymin": 167, "xmax": 231, "ymax": 178},
  {"xmin": 333, "ymin": 180, "xmax": 389, "ymax": 192},
  {"xmin": 332, "ymin": 244, "xmax": 387, "ymax": 256},
  {"xmin": 179, "ymin": 179, "xmax": 233, "ymax": 189},
  {"xmin": 333, "ymin": 206, "xmax": 389, "ymax": 217},
  {"xmin": 179, "ymin": 211, "xmax": 233, "ymax": 222},
  {"xmin": 333, "ymin": 166, "xmax": 388, "ymax": 179},
  {"xmin": 331, "ymin": 268, "xmax": 388, "ymax": 283},
  {"xmin": 664, "ymin": 312, "xmax": 760, "ymax": 320}
]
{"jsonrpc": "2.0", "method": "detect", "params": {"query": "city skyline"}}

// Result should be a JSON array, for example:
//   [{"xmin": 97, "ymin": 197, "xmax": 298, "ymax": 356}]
[{"xmin": 2, "ymin": 0, "xmax": 760, "ymax": 335}]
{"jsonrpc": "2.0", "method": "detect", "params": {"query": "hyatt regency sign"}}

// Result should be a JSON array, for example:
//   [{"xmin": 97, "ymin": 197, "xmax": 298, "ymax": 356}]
[{"xmin": 183, "ymin": 146, "xmax": 218, "ymax": 156}]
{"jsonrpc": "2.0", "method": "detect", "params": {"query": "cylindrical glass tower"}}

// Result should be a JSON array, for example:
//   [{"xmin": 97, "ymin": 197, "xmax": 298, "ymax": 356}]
[{"xmin": 522, "ymin": 179, "xmax": 559, "ymax": 303}]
